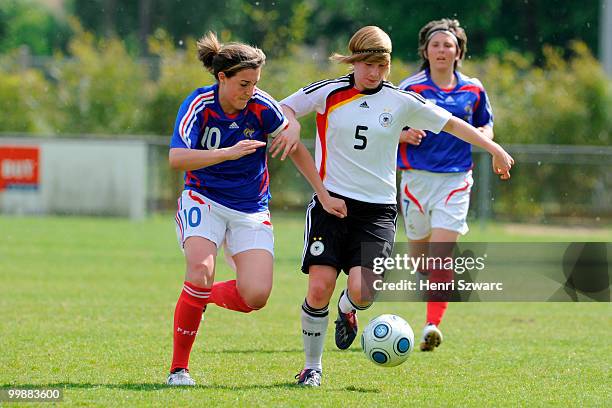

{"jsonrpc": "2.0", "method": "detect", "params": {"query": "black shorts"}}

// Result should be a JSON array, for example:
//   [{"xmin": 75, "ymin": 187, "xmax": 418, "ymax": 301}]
[{"xmin": 301, "ymin": 191, "xmax": 397, "ymax": 275}]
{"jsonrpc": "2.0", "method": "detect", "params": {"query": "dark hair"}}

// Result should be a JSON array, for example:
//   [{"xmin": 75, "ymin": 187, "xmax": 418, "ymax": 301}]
[
  {"xmin": 418, "ymin": 18, "xmax": 467, "ymax": 71},
  {"xmin": 197, "ymin": 31, "xmax": 266, "ymax": 79}
]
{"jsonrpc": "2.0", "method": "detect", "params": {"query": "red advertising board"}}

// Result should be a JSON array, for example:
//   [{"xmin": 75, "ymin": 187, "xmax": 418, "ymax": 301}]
[{"xmin": 0, "ymin": 146, "xmax": 40, "ymax": 190}]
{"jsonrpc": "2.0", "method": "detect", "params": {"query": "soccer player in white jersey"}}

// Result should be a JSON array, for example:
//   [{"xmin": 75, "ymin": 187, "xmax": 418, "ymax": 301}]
[
  {"xmin": 280, "ymin": 25, "xmax": 514, "ymax": 387},
  {"xmin": 397, "ymin": 19, "xmax": 495, "ymax": 352},
  {"xmin": 165, "ymin": 32, "xmax": 335, "ymax": 386}
]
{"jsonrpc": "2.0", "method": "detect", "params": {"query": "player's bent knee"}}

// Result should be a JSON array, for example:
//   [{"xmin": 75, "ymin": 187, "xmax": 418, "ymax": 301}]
[
  {"xmin": 241, "ymin": 288, "xmax": 271, "ymax": 310},
  {"xmin": 185, "ymin": 260, "xmax": 214, "ymax": 287},
  {"xmin": 308, "ymin": 283, "xmax": 334, "ymax": 306},
  {"xmin": 245, "ymin": 295, "xmax": 268, "ymax": 310}
]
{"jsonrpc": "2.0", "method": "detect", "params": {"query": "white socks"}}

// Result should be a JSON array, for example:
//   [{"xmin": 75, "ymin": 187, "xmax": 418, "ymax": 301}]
[
  {"xmin": 338, "ymin": 289, "xmax": 356, "ymax": 314},
  {"xmin": 301, "ymin": 300, "xmax": 328, "ymax": 371}
]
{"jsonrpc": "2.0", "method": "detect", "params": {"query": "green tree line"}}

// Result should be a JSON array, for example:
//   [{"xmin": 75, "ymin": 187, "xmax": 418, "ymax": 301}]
[
  {"xmin": 1, "ymin": 24, "xmax": 609, "ymax": 145},
  {"xmin": 1, "ymin": 0, "xmax": 603, "ymax": 62}
]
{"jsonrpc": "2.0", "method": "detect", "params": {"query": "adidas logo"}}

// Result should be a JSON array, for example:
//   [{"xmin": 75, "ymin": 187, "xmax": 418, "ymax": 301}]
[
  {"xmin": 359, "ymin": 101, "xmax": 369, "ymax": 108},
  {"xmin": 229, "ymin": 122, "xmax": 239, "ymax": 129},
  {"xmin": 444, "ymin": 95, "xmax": 455, "ymax": 103}
]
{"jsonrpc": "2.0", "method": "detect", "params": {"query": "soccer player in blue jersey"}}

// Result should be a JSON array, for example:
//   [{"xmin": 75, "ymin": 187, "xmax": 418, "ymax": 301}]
[
  {"xmin": 397, "ymin": 18, "xmax": 496, "ymax": 352},
  {"xmin": 164, "ymin": 32, "xmax": 344, "ymax": 386}
]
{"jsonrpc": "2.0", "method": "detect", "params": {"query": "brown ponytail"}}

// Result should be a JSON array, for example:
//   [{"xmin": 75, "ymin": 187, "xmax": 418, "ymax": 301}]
[{"xmin": 196, "ymin": 31, "xmax": 266, "ymax": 80}]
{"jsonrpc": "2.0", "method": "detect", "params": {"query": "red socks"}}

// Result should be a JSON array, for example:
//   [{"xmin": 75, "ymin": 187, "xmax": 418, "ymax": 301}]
[
  {"xmin": 426, "ymin": 302, "xmax": 448, "ymax": 326},
  {"xmin": 170, "ymin": 279, "xmax": 256, "ymax": 372},
  {"xmin": 209, "ymin": 279, "xmax": 256, "ymax": 313},
  {"xmin": 171, "ymin": 281, "xmax": 210, "ymax": 372},
  {"xmin": 425, "ymin": 268, "xmax": 453, "ymax": 326}
]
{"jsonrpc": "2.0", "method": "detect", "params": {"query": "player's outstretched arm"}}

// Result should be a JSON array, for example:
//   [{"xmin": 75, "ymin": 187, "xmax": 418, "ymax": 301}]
[
  {"xmin": 477, "ymin": 125, "xmax": 494, "ymax": 140},
  {"xmin": 169, "ymin": 140, "xmax": 267, "ymax": 171},
  {"xmin": 268, "ymin": 105, "xmax": 301, "ymax": 161},
  {"xmin": 289, "ymin": 143, "xmax": 347, "ymax": 218},
  {"xmin": 442, "ymin": 117, "xmax": 514, "ymax": 180}
]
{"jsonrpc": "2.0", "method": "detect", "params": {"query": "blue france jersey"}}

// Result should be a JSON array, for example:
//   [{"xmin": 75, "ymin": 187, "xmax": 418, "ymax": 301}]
[
  {"xmin": 397, "ymin": 69, "xmax": 494, "ymax": 172},
  {"xmin": 170, "ymin": 84, "xmax": 288, "ymax": 213}
]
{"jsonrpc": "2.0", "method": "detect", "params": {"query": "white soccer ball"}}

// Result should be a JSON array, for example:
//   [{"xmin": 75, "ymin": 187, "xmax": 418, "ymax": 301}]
[{"xmin": 361, "ymin": 314, "xmax": 414, "ymax": 367}]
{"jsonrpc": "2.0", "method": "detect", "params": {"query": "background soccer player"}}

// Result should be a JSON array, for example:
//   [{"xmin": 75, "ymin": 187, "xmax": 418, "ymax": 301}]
[
  {"xmin": 166, "ymin": 32, "xmax": 290, "ymax": 386},
  {"xmin": 397, "ymin": 18, "xmax": 496, "ymax": 351},
  {"xmin": 280, "ymin": 25, "xmax": 514, "ymax": 387}
]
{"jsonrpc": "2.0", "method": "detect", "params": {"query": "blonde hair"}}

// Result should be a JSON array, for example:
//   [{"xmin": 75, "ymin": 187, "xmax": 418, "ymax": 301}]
[
  {"xmin": 418, "ymin": 19, "xmax": 467, "ymax": 71},
  {"xmin": 330, "ymin": 26, "xmax": 392, "ymax": 65},
  {"xmin": 197, "ymin": 31, "xmax": 266, "ymax": 79}
]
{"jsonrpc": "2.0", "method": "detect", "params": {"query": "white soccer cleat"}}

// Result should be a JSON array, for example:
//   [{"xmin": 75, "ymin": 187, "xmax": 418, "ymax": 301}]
[
  {"xmin": 295, "ymin": 368, "xmax": 322, "ymax": 387},
  {"xmin": 166, "ymin": 369, "xmax": 196, "ymax": 386},
  {"xmin": 420, "ymin": 324, "xmax": 443, "ymax": 352}
]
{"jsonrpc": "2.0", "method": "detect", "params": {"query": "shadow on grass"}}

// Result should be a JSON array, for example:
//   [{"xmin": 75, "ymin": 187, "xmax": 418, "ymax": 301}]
[
  {"xmin": 200, "ymin": 348, "xmax": 362, "ymax": 354},
  {"xmin": 200, "ymin": 348, "xmax": 303, "ymax": 354},
  {"xmin": 1, "ymin": 382, "xmax": 379, "ymax": 393}
]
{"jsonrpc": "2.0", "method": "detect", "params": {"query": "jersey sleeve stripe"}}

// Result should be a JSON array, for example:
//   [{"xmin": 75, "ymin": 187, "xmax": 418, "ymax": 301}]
[
  {"xmin": 458, "ymin": 72, "xmax": 485, "ymax": 88},
  {"xmin": 398, "ymin": 89, "xmax": 427, "ymax": 104},
  {"xmin": 302, "ymin": 78, "xmax": 332, "ymax": 92},
  {"xmin": 252, "ymin": 91, "xmax": 289, "ymax": 137},
  {"xmin": 253, "ymin": 92, "xmax": 284, "ymax": 120},
  {"xmin": 381, "ymin": 80, "xmax": 396, "ymax": 89},
  {"xmin": 179, "ymin": 92, "xmax": 214, "ymax": 147},
  {"xmin": 398, "ymin": 71, "xmax": 427, "ymax": 89},
  {"xmin": 404, "ymin": 84, "xmax": 436, "ymax": 94},
  {"xmin": 268, "ymin": 117, "xmax": 289, "ymax": 138},
  {"xmin": 385, "ymin": 84, "xmax": 428, "ymax": 104},
  {"xmin": 302, "ymin": 75, "xmax": 350, "ymax": 93},
  {"xmin": 304, "ymin": 77, "xmax": 351, "ymax": 94},
  {"xmin": 179, "ymin": 92, "xmax": 213, "ymax": 136},
  {"xmin": 181, "ymin": 99, "xmax": 214, "ymax": 147}
]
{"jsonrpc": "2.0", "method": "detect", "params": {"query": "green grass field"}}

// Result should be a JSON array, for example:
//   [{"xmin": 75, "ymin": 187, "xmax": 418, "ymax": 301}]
[{"xmin": 1, "ymin": 213, "xmax": 610, "ymax": 407}]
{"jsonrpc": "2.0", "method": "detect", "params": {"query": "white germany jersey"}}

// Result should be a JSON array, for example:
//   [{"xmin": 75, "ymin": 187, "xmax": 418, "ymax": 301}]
[{"xmin": 281, "ymin": 74, "xmax": 452, "ymax": 204}]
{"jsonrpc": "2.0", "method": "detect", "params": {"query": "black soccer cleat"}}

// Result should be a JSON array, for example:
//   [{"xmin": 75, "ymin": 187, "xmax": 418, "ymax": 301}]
[
  {"xmin": 334, "ymin": 304, "xmax": 358, "ymax": 350},
  {"xmin": 295, "ymin": 368, "xmax": 322, "ymax": 387}
]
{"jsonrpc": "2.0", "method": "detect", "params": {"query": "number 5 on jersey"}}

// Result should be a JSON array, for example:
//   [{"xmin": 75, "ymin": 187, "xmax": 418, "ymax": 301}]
[
  {"xmin": 202, "ymin": 126, "xmax": 221, "ymax": 150},
  {"xmin": 354, "ymin": 125, "xmax": 368, "ymax": 150}
]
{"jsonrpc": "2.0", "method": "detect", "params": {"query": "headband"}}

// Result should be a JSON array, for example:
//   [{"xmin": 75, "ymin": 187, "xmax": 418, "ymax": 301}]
[
  {"xmin": 352, "ymin": 48, "xmax": 391, "ymax": 55},
  {"xmin": 426, "ymin": 29, "xmax": 459, "ymax": 46}
]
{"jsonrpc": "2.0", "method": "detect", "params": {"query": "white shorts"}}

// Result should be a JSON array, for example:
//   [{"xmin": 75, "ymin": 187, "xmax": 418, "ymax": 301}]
[
  {"xmin": 399, "ymin": 170, "xmax": 474, "ymax": 240},
  {"xmin": 175, "ymin": 190, "xmax": 274, "ymax": 256}
]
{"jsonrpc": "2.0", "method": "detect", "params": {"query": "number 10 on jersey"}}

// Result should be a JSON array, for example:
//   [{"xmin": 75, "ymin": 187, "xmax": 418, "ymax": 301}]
[{"xmin": 202, "ymin": 126, "xmax": 221, "ymax": 150}]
